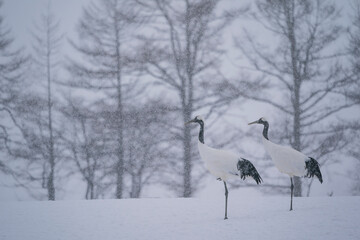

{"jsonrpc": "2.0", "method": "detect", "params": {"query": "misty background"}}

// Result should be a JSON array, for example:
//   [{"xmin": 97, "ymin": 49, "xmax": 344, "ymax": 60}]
[{"xmin": 0, "ymin": 0, "xmax": 359, "ymax": 201}]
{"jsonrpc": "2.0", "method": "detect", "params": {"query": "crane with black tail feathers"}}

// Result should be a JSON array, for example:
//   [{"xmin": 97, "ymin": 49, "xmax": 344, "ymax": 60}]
[
  {"xmin": 248, "ymin": 117, "xmax": 323, "ymax": 211},
  {"xmin": 185, "ymin": 115, "xmax": 262, "ymax": 220}
]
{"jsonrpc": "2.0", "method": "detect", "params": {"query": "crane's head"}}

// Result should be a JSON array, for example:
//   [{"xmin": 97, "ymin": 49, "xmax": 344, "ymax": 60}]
[
  {"xmin": 248, "ymin": 117, "xmax": 268, "ymax": 125},
  {"xmin": 185, "ymin": 115, "xmax": 204, "ymax": 125}
]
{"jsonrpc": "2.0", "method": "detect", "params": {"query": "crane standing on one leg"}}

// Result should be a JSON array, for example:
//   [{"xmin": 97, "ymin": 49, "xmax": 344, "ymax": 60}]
[
  {"xmin": 185, "ymin": 116, "xmax": 262, "ymax": 219},
  {"xmin": 248, "ymin": 117, "xmax": 323, "ymax": 211}
]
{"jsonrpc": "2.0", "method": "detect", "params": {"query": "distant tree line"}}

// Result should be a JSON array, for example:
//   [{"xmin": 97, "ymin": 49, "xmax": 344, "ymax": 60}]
[{"xmin": 0, "ymin": 0, "xmax": 359, "ymax": 200}]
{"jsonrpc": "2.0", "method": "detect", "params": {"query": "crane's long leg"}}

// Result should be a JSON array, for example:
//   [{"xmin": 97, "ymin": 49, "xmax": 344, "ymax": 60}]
[
  {"xmin": 224, "ymin": 181, "xmax": 229, "ymax": 220},
  {"xmin": 290, "ymin": 177, "xmax": 294, "ymax": 211}
]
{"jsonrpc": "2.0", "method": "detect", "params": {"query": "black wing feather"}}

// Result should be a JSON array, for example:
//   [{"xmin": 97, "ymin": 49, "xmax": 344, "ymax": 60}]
[
  {"xmin": 237, "ymin": 158, "xmax": 263, "ymax": 184},
  {"xmin": 305, "ymin": 157, "xmax": 323, "ymax": 183}
]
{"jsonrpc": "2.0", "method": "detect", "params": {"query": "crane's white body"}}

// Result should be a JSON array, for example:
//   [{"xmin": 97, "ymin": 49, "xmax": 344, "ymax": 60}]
[
  {"xmin": 262, "ymin": 136, "xmax": 307, "ymax": 177},
  {"xmin": 188, "ymin": 115, "xmax": 262, "ymax": 218},
  {"xmin": 249, "ymin": 117, "xmax": 321, "ymax": 211},
  {"xmin": 198, "ymin": 141, "xmax": 239, "ymax": 181}
]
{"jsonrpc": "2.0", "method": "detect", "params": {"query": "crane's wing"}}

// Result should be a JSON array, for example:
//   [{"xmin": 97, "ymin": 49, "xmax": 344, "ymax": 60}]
[
  {"xmin": 237, "ymin": 158, "xmax": 263, "ymax": 184},
  {"xmin": 305, "ymin": 157, "xmax": 323, "ymax": 183}
]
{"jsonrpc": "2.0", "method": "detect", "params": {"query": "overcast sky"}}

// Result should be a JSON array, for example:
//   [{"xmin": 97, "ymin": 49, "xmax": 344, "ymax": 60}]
[{"xmin": 2, "ymin": 0, "xmax": 89, "ymax": 51}]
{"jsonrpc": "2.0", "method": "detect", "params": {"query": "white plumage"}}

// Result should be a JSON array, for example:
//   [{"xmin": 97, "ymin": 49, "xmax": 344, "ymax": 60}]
[
  {"xmin": 198, "ymin": 142, "xmax": 240, "ymax": 181},
  {"xmin": 186, "ymin": 115, "xmax": 262, "ymax": 219},
  {"xmin": 249, "ymin": 117, "xmax": 323, "ymax": 211},
  {"xmin": 262, "ymin": 138, "xmax": 307, "ymax": 177}
]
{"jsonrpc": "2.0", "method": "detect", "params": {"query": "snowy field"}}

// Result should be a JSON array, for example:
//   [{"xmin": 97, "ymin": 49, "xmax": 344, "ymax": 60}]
[{"xmin": 1, "ymin": 195, "xmax": 359, "ymax": 240}]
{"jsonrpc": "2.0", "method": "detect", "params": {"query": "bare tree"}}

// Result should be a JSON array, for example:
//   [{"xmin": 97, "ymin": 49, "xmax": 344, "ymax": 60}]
[
  {"xmin": 32, "ymin": 2, "xmax": 63, "ymax": 200},
  {"xmin": 10, "ymin": 3, "xmax": 63, "ymax": 200},
  {"xmin": 67, "ymin": 0, "xmax": 143, "ymax": 198},
  {"xmin": 223, "ymin": 0, "xmax": 353, "ymax": 196},
  {"xmin": 124, "ymin": 101, "xmax": 170, "ymax": 198},
  {"xmin": 61, "ymin": 97, "xmax": 110, "ymax": 199},
  {"xmin": 136, "ymin": 0, "xmax": 241, "ymax": 197}
]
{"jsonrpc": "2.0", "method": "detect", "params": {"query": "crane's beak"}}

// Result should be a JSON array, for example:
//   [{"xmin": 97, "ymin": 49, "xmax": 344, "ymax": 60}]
[
  {"xmin": 248, "ymin": 120, "xmax": 259, "ymax": 125},
  {"xmin": 185, "ymin": 119, "xmax": 196, "ymax": 125}
]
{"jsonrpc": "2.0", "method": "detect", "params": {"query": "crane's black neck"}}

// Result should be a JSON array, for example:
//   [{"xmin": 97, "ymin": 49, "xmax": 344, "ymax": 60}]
[
  {"xmin": 262, "ymin": 121, "xmax": 269, "ymax": 140},
  {"xmin": 197, "ymin": 120, "xmax": 204, "ymax": 144}
]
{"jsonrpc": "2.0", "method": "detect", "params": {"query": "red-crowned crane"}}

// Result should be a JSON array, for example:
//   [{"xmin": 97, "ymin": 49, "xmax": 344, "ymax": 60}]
[
  {"xmin": 248, "ymin": 117, "xmax": 323, "ymax": 211},
  {"xmin": 186, "ymin": 115, "xmax": 262, "ymax": 219}
]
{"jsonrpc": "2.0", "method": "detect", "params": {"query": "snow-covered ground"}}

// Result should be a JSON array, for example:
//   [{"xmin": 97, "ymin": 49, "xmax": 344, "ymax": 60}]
[{"xmin": 1, "ymin": 195, "xmax": 359, "ymax": 240}]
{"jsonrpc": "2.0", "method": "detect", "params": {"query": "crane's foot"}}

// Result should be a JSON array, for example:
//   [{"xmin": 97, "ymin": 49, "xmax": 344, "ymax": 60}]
[
  {"xmin": 224, "ymin": 216, "xmax": 228, "ymax": 220},
  {"xmin": 217, "ymin": 178, "xmax": 222, "ymax": 181}
]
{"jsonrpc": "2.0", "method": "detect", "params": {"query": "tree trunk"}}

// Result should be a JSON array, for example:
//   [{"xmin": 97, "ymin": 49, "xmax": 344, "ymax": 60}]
[
  {"xmin": 47, "ymin": 167, "xmax": 55, "ymax": 200},
  {"xmin": 85, "ymin": 181, "xmax": 95, "ymax": 200},
  {"xmin": 115, "ymin": 110, "xmax": 124, "ymax": 199},
  {"xmin": 292, "ymin": 81, "xmax": 302, "ymax": 196},
  {"xmin": 115, "ymin": 14, "xmax": 124, "ymax": 199},
  {"xmin": 286, "ymin": 0, "xmax": 302, "ymax": 197},
  {"xmin": 182, "ymin": 6, "xmax": 194, "ymax": 197},
  {"xmin": 89, "ymin": 181, "xmax": 94, "ymax": 199},
  {"xmin": 115, "ymin": 75, "xmax": 124, "ymax": 199},
  {"xmin": 46, "ymin": 28, "xmax": 55, "ymax": 201},
  {"xmin": 130, "ymin": 174, "xmax": 141, "ymax": 198},
  {"xmin": 86, "ymin": 172, "xmax": 95, "ymax": 199},
  {"xmin": 182, "ymin": 107, "xmax": 192, "ymax": 197},
  {"xmin": 292, "ymin": 110, "xmax": 302, "ymax": 197}
]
